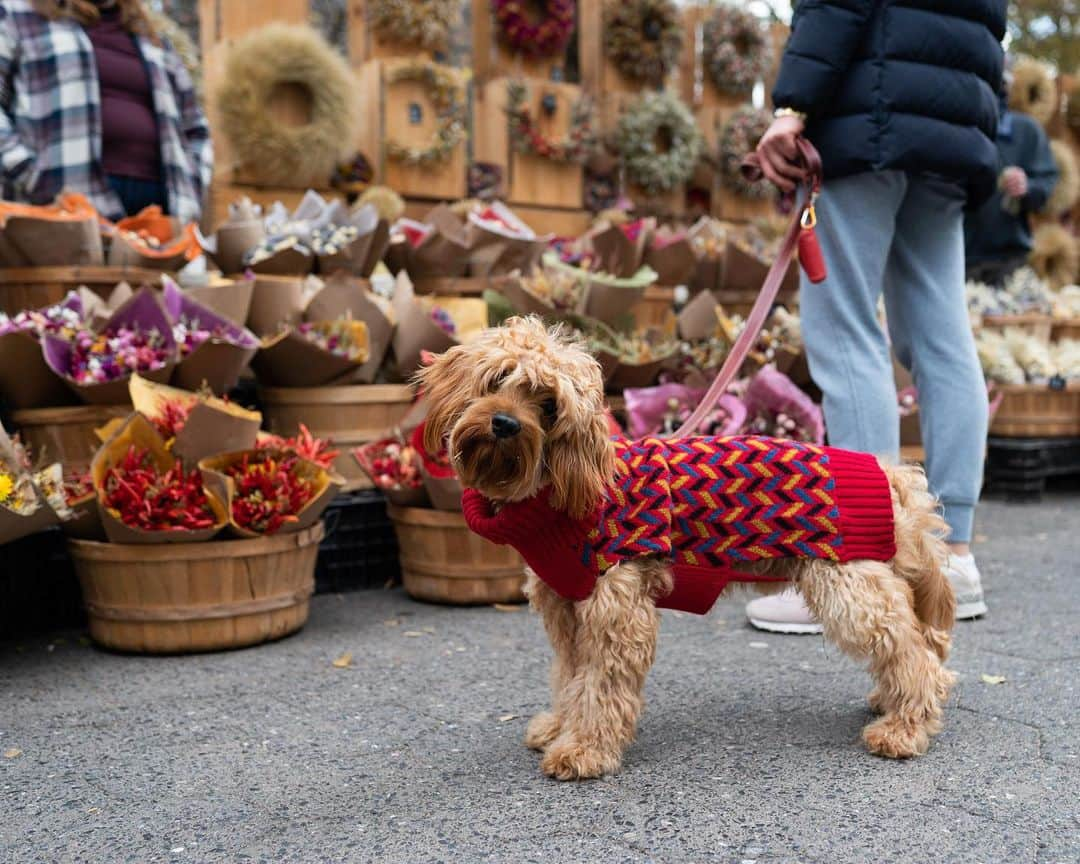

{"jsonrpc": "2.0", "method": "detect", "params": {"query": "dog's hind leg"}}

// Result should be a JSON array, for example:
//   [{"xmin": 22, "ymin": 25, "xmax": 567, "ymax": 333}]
[
  {"xmin": 524, "ymin": 572, "xmax": 578, "ymax": 751},
  {"xmin": 797, "ymin": 560, "xmax": 955, "ymax": 759},
  {"xmin": 539, "ymin": 560, "xmax": 663, "ymax": 780}
]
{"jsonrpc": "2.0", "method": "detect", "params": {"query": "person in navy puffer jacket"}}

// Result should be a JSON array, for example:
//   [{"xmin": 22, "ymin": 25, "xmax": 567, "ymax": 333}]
[{"xmin": 746, "ymin": 0, "xmax": 1007, "ymax": 634}]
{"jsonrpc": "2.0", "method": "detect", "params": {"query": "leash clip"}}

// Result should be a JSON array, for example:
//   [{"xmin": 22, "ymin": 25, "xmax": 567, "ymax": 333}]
[{"xmin": 800, "ymin": 203, "xmax": 817, "ymax": 230}]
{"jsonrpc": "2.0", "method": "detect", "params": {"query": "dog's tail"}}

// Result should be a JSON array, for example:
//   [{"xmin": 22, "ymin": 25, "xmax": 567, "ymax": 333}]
[{"xmin": 884, "ymin": 462, "xmax": 955, "ymax": 660}]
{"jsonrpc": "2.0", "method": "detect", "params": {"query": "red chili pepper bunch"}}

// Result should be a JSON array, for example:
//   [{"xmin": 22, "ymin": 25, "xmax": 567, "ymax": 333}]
[
  {"xmin": 226, "ymin": 452, "xmax": 316, "ymax": 535},
  {"xmin": 259, "ymin": 424, "xmax": 339, "ymax": 470},
  {"xmin": 103, "ymin": 446, "xmax": 217, "ymax": 531},
  {"xmin": 63, "ymin": 469, "xmax": 94, "ymax": 504},
  {"xmin": 150, "ymin": 398, "xmax": 193, "ymax": 442}
]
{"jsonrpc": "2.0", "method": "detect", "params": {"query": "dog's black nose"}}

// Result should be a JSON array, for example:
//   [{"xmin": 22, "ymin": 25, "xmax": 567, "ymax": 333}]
[{"xmin": 491, "ymin": 412, "xmax": 521, "ymax": 439}]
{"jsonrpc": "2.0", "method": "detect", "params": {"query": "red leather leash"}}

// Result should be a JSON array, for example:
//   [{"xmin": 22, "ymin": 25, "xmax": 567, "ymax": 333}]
[{"xmin": 670, "ymin": 138, "xmax": 825, "ymax": 438}]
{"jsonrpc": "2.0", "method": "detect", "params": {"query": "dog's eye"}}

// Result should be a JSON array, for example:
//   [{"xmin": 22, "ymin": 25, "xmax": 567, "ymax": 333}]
[
  {"xmin": 541, "ymin": 398, "xmax": 557, "ymax": 419},
  {"xmin": 488, "ymin": 371, "xmax": 508, "ymax": 392}
]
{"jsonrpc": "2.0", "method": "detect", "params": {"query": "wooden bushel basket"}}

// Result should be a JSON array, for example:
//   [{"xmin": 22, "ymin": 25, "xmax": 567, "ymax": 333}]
[
  {"xmin": 11, "ymin": 404, "xmax": 129, "ymax": 470},
  {"xmin": 0, "ymin": 266, "xmax": 164, "ymax": 316},
  {"xmin": 69, "ymin": 524, "xmax": 324, "ymax": 654},
  {"xmin": 387, "ymin": 505, "xmax": 526, "ymax": 605},
  {"xmin": 989, "ymin": 383, "xmax": 1080, "ymax": 438},
  {"xmin": 260, "ymin": 384, "xmax": 415, "ymax": 492}
]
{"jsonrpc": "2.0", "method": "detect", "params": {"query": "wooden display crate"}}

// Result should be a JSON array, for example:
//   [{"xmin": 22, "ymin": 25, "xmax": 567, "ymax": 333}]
[
  {"xmin": 713, "ymin": 185, "xmax": 774, "ymax": 223},
  {"xmin": 678, "ymin": 6, "xmax": 753, "ymax": 111},
  {"xmin": 198, "ymin": 0, "xmax": 315, "ymax": 190},
  {"xmin": 197, "ymin": 0, "xmax": 308, "ymax": 48},
  {"xmin": 474, "ymin": 78, "xmax": 585, "ymax": 210},
  {"xmin": 355, "ymin": 59, "xmax": 468, "ymax": 201},
  {"xmin": 347, "ymin": 0, "xmax": 440, "ymax": 64},
  {"xmin": 471, "ymin": 0, "xmax": 571, "ymax": 84},
  {"xmin": 678, "ymin": 9, "xmax": 789, "ymax": 111},
  {"xmin": 625, "ymin": 183, "xmax": 685, "ymax": 219},
  {"xmin": 579, "ymin": 1, "xmax": 680, "ymax": 132}
]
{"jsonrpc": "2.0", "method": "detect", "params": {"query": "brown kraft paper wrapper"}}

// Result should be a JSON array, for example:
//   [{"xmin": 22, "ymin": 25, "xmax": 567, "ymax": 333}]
[
  {"xmin": 644, "ymin": 233, "xmax": 697, "ymax": 287},
  {"xmin": 214, "ymin": 221, "xmax": 264, "ymax": 275},
  {"xmin": 0, "ymin": 330, "xmax": 76, "ymax": 409},
  {"xmin": 351, "ymin": 442, "xmax": 430, "ymax": 508},
  {"xmin": 583, "ymin": 276, "xmax": 651, "ymax": 325},
  {"xmin": 251, "ymin": 328, "xmax": 368, "ymax": 387},
  {"xmin": 171, "ymin": 403, "xmax": 262, "ymax": 470},
  {"xmin": 590, "ymin": 219, "xmax": 654, "ymax": 278},
  {"xmin": 90, "ymin": 412, "xmax": 227, "ymax": 544},
  {"xmin": 0, "ymin": 420, "xmax": 58, "ymax": 544},
  {"xmin": 0, "ymin": 229, "xmax": 32, "ymax": 266},
  {"xmin": 3, "ymin": 215, "xmax": 104, "ymax": 266},
  {"xmin": 420, "ymin": 465, "xmax": 463, "ymax": 512},
  {"xmin": 59, "ymin": 491, "xmax": 105, "ymax": 541},
  {"xmin": 607, "ymin": 354, "xmax": 676, "ymax": 391},
  {"xmin": 163, "ymin": 277, "xmax": 259, "ymax": 395},
  {"xmin": 250, "ymin": 243, "xmax": 314, "ymax": 276},
  {"xmin": 391, "ymin": 272, "xmax": 456, "ymax": 379},
  {"xmin": 318, "ymin": 219, "xmax": 391, "ymax": 279},
  {"xmin": 677, "ymin": 289, "xmax": 721, "ymax": 341},
  {"xmin": 246, "ymin": 275, "xmax": 307, "ymax": 337},
  {"xmin": 107, "ymin": 231, "xmax": 190, "ymax": 271},
  {"xmin": 128, "ymin": 374, "xmax": 261, "ymax": 469},
  {"xmin": 305, "ymin": 274, "xmax": 395, "ymax": 384},
  {"xmin": 199, "ymin": 449, "xmax": 342, "ymax": 539},
  {"xmin": 723, "ymin": 240, "xmax": 800, "ymax": 296},
  {"xmin": 43, "ymin": 287, "xmax": 178, "ymax": 405},
  {"xmin": 183, "ymin": 276, "xmax": 256, "ymax": 329},
  {"xmin": 77, "ymin": 282, "xmax": 135, "ymax": 329},
  {"xmin": 499, "ymin": 276, "xmax": 565, "ymax": 318}
]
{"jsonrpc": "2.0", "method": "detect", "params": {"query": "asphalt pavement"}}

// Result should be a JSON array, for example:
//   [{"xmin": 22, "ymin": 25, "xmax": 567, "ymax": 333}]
[{"xmin": 2, "ymin": 493, "xmax": 1078, "ymax": 864}]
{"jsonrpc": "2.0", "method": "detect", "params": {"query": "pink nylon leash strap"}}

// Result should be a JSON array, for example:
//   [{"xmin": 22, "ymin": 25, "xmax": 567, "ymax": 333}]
[{"xmin": 669, "ymin": 138, "xmax": 824, "ymax": 438}]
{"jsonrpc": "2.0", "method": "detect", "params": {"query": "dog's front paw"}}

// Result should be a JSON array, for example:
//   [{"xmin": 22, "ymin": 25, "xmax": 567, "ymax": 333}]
[
  {"xmin": 866, "ymin": 686, "xmax": 889, "ymax": 715},
  {"xmin": 540, "ymin": 739, "xmax": 620, "ymax": 781},
  {"xmin": 524, "ymin": 712, "xmax": 561, "ymax": 751},
  {"xmin": 862, "ymin": 715, "xmax": 930, "ymax": 759}
]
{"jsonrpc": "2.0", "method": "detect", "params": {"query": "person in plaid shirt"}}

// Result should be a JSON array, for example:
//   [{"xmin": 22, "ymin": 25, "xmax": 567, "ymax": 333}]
[{"xmin": 0, "ymin": 0, "xmax": 211, "ymax": 223}]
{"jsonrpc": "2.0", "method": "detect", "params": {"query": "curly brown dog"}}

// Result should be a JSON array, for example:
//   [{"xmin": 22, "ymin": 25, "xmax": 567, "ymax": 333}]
[{"xmin": 418, "ymin": 317, "xmax": 956, "ymax": 781}]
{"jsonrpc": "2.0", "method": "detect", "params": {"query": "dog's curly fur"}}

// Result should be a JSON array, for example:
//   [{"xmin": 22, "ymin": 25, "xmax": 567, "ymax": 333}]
[{"xmin": 418, "ymin": 317, "xmax": 956, "ymax": 780}]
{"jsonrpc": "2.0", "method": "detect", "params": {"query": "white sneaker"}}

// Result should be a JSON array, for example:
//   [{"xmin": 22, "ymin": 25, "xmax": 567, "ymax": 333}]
[
  {"xmin": 947, "ymin": 554, "xmax": 988, "ymax": 620},
  {"xmin": 746, "ymin": 586, "xmax": 823, "ymax": 634}
]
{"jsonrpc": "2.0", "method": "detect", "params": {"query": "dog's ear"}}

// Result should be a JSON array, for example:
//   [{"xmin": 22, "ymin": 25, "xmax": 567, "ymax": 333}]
[
  {"xmin": 414, "ymin": 345, "xmax": 472, "ymax": 455},
  {"xmin": 545, "ymin": 356, "xmax": 614, "ymax": 519},
  {"xmin": 547, "ymin": 408, "xmax": 613, "ymax": 519}
]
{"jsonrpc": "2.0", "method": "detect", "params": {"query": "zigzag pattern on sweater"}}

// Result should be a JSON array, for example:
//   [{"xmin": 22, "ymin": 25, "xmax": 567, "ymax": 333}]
[{"xmin": 586, "ymin": 436, "xmax": 843, "ymax": 573}]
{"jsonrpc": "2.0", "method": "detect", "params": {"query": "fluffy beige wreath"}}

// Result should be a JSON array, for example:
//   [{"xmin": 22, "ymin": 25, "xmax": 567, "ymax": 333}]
[
  {"xmin": 1030, "ymin": 223, "xmax": 1079, "ymax": 290},
  {"xmin": 1045, "ymin": 139, "xmax": 1080, "ymax": 216},
  {"xmin": 1009, "ymin": 57, "xmax": 1057, "ymax": 127},
  {"xmin": 215, "ymin": 24, "xmax": 357, "ymax": 187}
]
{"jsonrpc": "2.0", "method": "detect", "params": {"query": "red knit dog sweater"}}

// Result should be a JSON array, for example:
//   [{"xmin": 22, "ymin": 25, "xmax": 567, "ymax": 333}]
[{"xmin": 462, "ymin": 436, "xmax": 897, "ymax": 615}]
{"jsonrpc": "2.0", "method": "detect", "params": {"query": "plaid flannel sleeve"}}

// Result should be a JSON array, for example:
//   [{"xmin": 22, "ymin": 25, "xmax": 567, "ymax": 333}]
[
  {"xmin": 0, "ymin": 9, "xmax": 35, "ymax": 188},
  {"xmin": 162, "ymin": 41, "xmax": 212, "ymax": 202}
]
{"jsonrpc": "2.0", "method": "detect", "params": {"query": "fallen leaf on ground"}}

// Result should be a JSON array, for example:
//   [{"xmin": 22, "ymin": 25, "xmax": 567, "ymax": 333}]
[
  {"xmin": 980, "ymin": 673, "xmax": 1006, "ymax": 685},
  {"xmin": 402, "ymin": 630, "xmax": 426, "ymax": 637},
  {"xmin": 497, "ymin": 714, "xmax": 517, "ymax": 722},
  {"xmin": 4, "ymin": 748, "xmax": 22, "ymax": 758},
  {"xmin": 493, "ymin": 603, "xmax": 522, "ymax": 612},
  {"xmin": 383, "ymin": 618, "xmax": 400, "ymax": 627},
  {"xmin": 331, "ymin": 652, "xmax": 353, "ymax": 669}
]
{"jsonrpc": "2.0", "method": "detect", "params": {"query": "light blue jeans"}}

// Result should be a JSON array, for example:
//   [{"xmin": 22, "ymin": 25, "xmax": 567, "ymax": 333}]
[{"xmin": 800, "ymin": 171, "xmax": 988, "ymax": 543}]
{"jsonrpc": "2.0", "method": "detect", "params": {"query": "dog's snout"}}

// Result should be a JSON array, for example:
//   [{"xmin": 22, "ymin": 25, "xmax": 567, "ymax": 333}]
[{"xmin": 491, "ymin": 412, "xmax": 521, "ymax": 439}]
